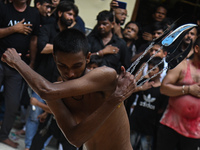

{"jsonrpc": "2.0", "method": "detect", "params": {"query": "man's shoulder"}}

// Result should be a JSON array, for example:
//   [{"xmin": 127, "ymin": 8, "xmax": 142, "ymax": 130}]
[{"xmin": 89, "ymin": 66, "xmax": 117, "ymax": 76}]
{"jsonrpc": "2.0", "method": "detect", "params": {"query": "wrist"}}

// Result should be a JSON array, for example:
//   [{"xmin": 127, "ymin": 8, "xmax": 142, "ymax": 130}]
[{"xmin": 182, "ymin": 85, "xmax": 185, "ymax": 94}]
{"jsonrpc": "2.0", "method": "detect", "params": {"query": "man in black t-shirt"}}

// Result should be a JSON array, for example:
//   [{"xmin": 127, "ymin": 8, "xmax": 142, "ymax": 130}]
[
  {"xmin": 0, "ymin": 0, "xmax": 40, "ymax": 148},
  {"xmin": 87, "ymin": 10, "xmax": 130, "ymax": 74}
]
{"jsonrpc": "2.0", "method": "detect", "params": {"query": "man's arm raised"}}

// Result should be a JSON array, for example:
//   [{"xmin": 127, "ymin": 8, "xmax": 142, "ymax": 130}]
[
  {"xmin": 1, "ymin": 48, "xmax": 117, "ymax": 101},
  {"xmin": 46, "ymin": 66, "xmax": 136, "ymax": 147}
]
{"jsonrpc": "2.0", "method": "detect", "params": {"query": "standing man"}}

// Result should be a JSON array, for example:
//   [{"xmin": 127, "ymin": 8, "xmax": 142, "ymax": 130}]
[
  {"xmin": 87, "ymin": 10, "xmax": 130, "ymax": 73},
  {"xmin": 110, "ymin": 0, "xmax": 127, "ymax": 38},
  {"xmin": 2, "ymin": 28, "xmax": 135, "ymax": 150},
  {"xmin": 158, "ymin": 36, "xmax": 200, "ymax": 150},
  {"xmin": 25, "ymin": 1, "xmax": 80, "ymax": 150},
  {"xmin": 0, "ymin": 0, "xmax": 40, "ymax": 148}
]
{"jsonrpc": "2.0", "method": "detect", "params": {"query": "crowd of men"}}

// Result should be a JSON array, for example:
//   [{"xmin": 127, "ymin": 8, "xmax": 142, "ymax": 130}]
[{"xmin": 0, "ymin": 0, "xmax": 200, "ymax": 150}]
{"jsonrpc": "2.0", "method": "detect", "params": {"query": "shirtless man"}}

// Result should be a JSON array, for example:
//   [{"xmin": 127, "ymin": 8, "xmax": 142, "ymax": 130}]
[
  {"xmin": 1, "ymin": 29, "xmax": 135, "ymax": 150},
  {"xmin": 158, "ymin": 37, "xmax": 200, "ymax": 150}
]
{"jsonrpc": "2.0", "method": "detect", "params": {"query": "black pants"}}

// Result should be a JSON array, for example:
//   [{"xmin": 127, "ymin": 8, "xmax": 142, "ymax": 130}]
[
  {"xmin": 30, "ymin": 115, "xmax": 76, "ymax": 150},
  {"xmin": 156, "ymin": 124, "xmax": 200, "ymax": 150},
  {"xmin": 0, "ymin": 62, "xmax": 23, "ymax": 140}
]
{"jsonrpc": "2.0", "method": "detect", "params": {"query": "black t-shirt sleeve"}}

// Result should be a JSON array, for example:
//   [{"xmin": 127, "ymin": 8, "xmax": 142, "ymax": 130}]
[{"xmin": 37, "ymin": 25, "xmax": 51, "ymax": 53}]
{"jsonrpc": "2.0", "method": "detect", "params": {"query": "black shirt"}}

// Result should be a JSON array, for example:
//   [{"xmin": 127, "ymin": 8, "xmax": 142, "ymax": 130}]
[
  {"xmin": 129, "ymin": 86, "xmax": 168, "ymax": 136},
  {"xmin": 87, "ymin": 31, "xmax": 130, "ymax": 73},
  {"xmin": 35, "ymin": 22, "xmax": 60, "ymax": 82},
  {"xmin": 0, "ymin": 3, "xmax": 40, "ymax": 61}
]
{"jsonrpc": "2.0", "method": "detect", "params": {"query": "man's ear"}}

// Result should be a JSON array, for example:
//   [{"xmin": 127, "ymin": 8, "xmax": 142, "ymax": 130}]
[
  {"xmin": 194, "ymin": 45, "xmax": 199, "ymax": 53},
  {"xmin": 36, "ymin": 2, "xmax": 41, "ymax": 9},
  {"xmin": 58, "ymin": 11, "xmax": 63, "ymax": 18},
  {"xmin": 86, "ymin": 52, "xmax": 91, "ymax": 64}
]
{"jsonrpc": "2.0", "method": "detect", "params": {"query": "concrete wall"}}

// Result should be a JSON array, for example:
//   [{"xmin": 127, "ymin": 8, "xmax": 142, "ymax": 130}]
[{"xmin": 30, "ymin": 0, "xmax": 136, "ymax": 29}]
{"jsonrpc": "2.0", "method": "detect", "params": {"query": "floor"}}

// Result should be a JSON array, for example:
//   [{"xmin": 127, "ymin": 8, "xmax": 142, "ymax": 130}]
[{"xmin": 0, "ymin": 128, "xmax": 58, "ymax": 150}]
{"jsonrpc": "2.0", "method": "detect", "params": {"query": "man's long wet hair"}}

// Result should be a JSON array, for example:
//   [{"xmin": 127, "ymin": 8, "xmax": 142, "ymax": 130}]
[{"xmin": 53, "ymin": 29, "xmax": 89, "ymax": 57}]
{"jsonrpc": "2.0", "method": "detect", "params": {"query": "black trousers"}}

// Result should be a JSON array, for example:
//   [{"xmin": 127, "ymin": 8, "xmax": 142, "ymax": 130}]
[
  {"xmin": 156, "ymin": 124, "xmax": 200, "ymax": 150},
  {"xmin": 30, "ymin": 115, "xmax": 76, "ymax": 150},
  {"xmin": 0, "ymin": 62, "xmax": 23, "ymax": 140}
]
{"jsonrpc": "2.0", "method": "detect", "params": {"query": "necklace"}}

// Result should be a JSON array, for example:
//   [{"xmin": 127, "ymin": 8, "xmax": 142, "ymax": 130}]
[{"xmin": 72, "ymin": 95, "xmax": 84, "ymax": 101}]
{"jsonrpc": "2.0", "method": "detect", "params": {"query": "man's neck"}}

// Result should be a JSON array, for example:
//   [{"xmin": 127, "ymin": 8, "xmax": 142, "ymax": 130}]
[
  {"xmin": 101, "ymin": 32, "xmax": 113, "ymax": 46},
  {"xmin": 57, "ymin": 21, "xmax": 66, "ymax": 32},
  {"xmin": 13, "ymin": 1, "xmax": 27, "ymax": 12}
]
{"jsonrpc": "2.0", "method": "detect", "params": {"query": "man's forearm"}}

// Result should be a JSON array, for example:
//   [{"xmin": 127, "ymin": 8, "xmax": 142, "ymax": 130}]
[
  {"xmin": 48, "ymin": 97, "xmax": 120, "ymax": 148},
  {"xmin": 41, "ymin": 43, "xmax": 53, "ymax": 54},
  {"xmin": 0, "ymin": 26, "xmax": 16, "ymax": 38}
]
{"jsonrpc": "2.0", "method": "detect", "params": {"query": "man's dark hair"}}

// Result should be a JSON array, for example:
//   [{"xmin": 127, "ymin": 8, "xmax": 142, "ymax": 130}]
[
  {"xmin": 34, "ymin": 0, "xmax": 51, "ymax": 7},
  {"xmin": 53, "ymin": 29, "xmax": 89, "ymax": 56},
  {"xmin": 148, "ymin": 56, "xmax": 164, "ymax": 71},
  {"xmin": 152, "ymin": 21, "xmax": 168, "ymax": 32},
  {"xmin": 56, "ymin": 1, "xmax": 79, "ymax": 17},
  {"xmin": 96, "ymin": 10, "xmax": 114, "ymax": 22}
]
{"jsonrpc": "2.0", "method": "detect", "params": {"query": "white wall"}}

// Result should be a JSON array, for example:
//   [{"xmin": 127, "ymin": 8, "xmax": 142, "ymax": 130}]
[{"xmin": 75, "ymin": 0, "xmax": 136, "ymax": 29}]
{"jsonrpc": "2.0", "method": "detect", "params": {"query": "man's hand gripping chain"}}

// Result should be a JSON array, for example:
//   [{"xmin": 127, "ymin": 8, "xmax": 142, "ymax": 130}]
[{"xmin": 126, "ymin": 23, "xmax": 197, "ymax": 87}]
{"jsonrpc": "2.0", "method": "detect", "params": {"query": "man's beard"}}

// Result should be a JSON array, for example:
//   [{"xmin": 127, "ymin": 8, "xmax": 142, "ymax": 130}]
[{"xmin": 60, "ymin": 14, "xmax": 73, "ymax": 27}]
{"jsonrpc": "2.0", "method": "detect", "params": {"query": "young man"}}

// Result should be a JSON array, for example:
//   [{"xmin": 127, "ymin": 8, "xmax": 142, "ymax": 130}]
[
  {"xmin": 158, "ymin": 36, "xmax": 200, "ymax": 150},
  {"xmin": 1, "ymin": 29, "xmax": 135, "ymax": 150},
  {"xmin": 122, "ymin": 21, "xmax": 140, "ymax": 60},
  {"xmin": 129, "ymin": 57, "xmax": 169, "ymax": 150},
  {"xmin": 24, "ymin": 1, "xmax": 81, "ymax": 150},
  {"xmin": 87, "ymin": 10, "xmax": 130, "ymax": 73}
]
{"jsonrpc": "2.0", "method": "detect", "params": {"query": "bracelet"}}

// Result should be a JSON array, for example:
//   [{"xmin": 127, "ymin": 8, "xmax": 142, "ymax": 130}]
[
  {"xmin": 182, "ymin": 85, "xmax": 185, "ymax": 94},
  {"xmin": 96, "ymin": 52, "xmax": 99, "ymax": 56}
]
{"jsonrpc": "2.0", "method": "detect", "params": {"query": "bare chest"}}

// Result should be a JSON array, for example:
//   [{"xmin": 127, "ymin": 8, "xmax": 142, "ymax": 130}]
[{"xmin": 62, "ymin": 92, "xmax": 105, "ymax": 122}]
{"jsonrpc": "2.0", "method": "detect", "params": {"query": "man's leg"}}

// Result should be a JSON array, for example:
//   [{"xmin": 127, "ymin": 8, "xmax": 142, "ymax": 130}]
[
  {"xmin": 50, "ymin": 118, "xmax": 76, "ymax": 150},
  {"xmin": 140, "ymin": 134, "xmax": 153, "ymax": 150},
  {"xmin": 130, "ymin": 130, "xmax": 141, "ymax": 150},
  {"xmin": 25, "ymin": 91, "xmax": 45, "ymax": 149},
  {"xmin": 0, "ymin": 64, "xmax": 22, "ymax": 148},
  {"xmin": 179, "ymin": 134, "xmax": 200, "ymax": 150},
  {"xmin": 156, "ymin": 124, "xmax": 178, "ymax": 150},
  {"xmin": 29, "ymin": 114, "xmax": 52, "ymax": 150}
]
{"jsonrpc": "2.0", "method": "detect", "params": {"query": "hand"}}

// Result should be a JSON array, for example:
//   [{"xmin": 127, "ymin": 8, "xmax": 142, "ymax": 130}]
[
  {"xmin": 30, "ymin": 97, "xmax": 38, "ymax": 106},
  {"xmin": 110, "ymin": 0, "xmax": 118, "ymax": 10},
  {"xmin": 142, "ymin": 32, "xmax": 153, "ymax": 41},
  {"xmin": 1, "ymin": 48, "xmax": 22, "ymax": 68},
  {"xmin": 13, "ymin": 19, "xmax": 32, "ymax": 35},
  {"xmin": 188, "ymin": 83, "xmax": 200, "ymax": 98},
  {"xmin": 37, "ymin": 112, "xmax": 48, "ymax": 123},
  {"xmin": 110, "ymin": 66, "xmax": 136, "ymax": 104},
  {"xmin": 138, "ymin": 81, "xmax": 154, "ymax": 91},
  {"xmin": 102, "ymin": 45, "xmax": 119, "ymax": 55}
]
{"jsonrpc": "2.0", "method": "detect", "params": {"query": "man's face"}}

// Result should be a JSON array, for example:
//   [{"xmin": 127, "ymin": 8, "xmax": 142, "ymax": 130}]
[
  {"xmin": 153, "ymin": 6, "xmax": 167, "ymax": 22},
  {"xmin": 59, "ymin": 10, "xmax": 75, "ymax": 27},
  {"xmin": 153, "ymin": 29, "xmax": 164, "ymax": 39},
  {"xmin": 37, "ymin": 2, "xmax": 51, "ymax": 17},
  {"xmin": 148, "ymin": 64, "xmax": 160, "ymax": 80},
  {"xmin": 54, "ymin": 51, "xmax": 90, "ymax": 81},
  {"xmin": 114, "ymin": 8, "xmax": 127, "ymax": 25},
  {"xmin": 149, "ymin": 44, "xmax": 167, "ymax": 58},
  {"xmin": 123, "ymin": 23, "xmax": 139, "ymax": 40},
  {"xmin": 52, "ymin": 0, "xmax": 60, "ymax": 7},
  {"xmin": 97, "ymin": 19, "xmax": 114, "ymax": 36},
  {"xmin": 183, "ymin": 28, "xmax": 198, "ymax": 45}
]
